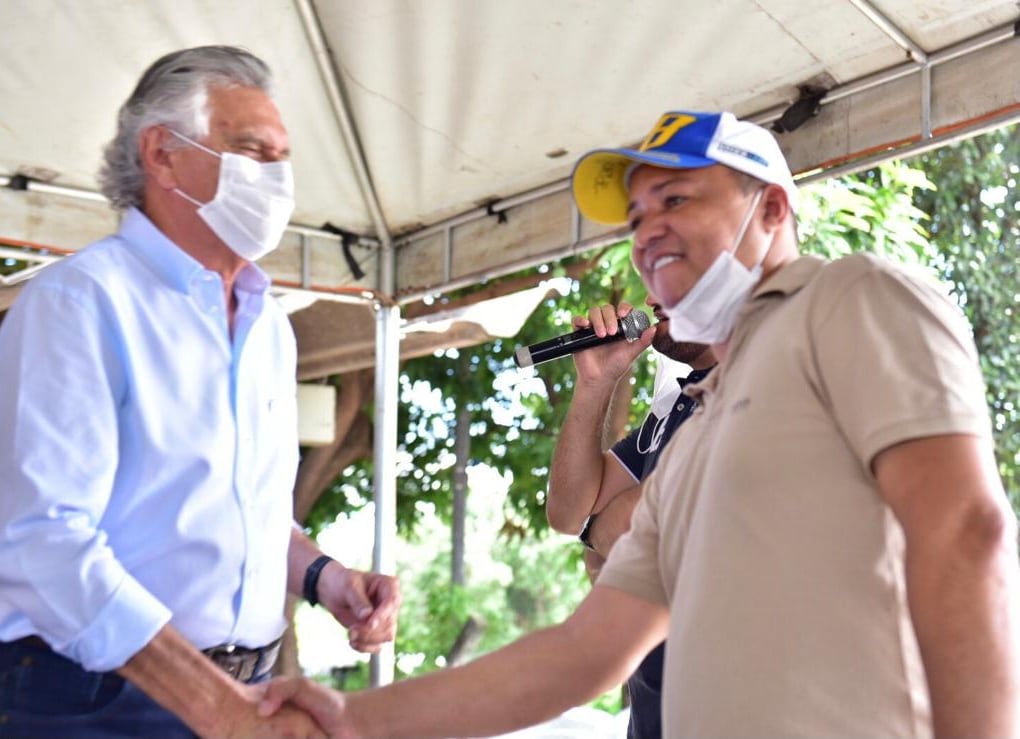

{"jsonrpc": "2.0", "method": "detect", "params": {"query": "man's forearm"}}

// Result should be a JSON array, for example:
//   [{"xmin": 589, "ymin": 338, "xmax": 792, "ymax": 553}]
[
  {"xmin": 348, "ymin": 627, "xmax": 613, "ymax": 736},
  {"xmin": 587, "ymin": 486, "xmax": 641, "ymax": 557},
  {"xmin": 906, "ymin": 508, "xmax": 1020, "ymax": 737},
  {"xmin": 876, "ymin": 436, "xmax": 1020, "ymax": 737},
  {"xmin": 546, "ymin": 382, "xmax": 617, "ymax": 534},
  {"xmin": 342, "ymin": 587, "xmax": 668, "ymax": 738},
  {"xmin": 287, "ymin": 526, "xmax": 339, "ymax": 598},
  {"xmin": 117, "ymin": 626, "xmax": 264, "ymax": 737}
]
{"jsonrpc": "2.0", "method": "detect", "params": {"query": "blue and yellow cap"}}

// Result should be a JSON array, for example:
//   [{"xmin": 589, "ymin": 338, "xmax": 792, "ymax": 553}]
[{"xmin": 571, "ymin": 111, "xmax": 798, "ymax": 225}]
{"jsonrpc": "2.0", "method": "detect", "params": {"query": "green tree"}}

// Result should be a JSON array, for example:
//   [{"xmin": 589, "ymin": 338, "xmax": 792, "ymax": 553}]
[
  {"xmin": 307, "ymin": 246, "xmax": 653, "ymax": 537},
  {"xmin": 798, "ymin": 161, "xmax": 934, "ymax": 262},
  {"xmin": 911, "ymin": 125, "xmax": 1020, "ymax": 505}
]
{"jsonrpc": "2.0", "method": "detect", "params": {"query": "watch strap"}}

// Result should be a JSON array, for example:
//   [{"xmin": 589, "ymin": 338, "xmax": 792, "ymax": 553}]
[
  {"xmin": 578, "ymin": 514, "xmax": 598, "ymax": 551},
  {"xmin": 303, "ymin": 554, "xmax": 336, "ymax": 606}
]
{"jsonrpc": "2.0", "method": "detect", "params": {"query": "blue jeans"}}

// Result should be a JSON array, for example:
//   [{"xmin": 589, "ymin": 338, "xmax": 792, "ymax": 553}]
[{"xmin": 0, "ymin": 638, "xmax": 195, "ymax": 738}]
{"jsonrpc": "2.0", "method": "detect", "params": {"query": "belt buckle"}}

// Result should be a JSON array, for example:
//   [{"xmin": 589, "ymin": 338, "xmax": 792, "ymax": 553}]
[
  {"xmin": 206, "ymin": 645, "xmax": 239, "ymax": 678},
  {"xmin": 203, "ymin": 640, "xmax": 279, "ymax": 683},
  {"xmin": 207, "ymin": 643, "xmax": 237, "ymax": 658}
]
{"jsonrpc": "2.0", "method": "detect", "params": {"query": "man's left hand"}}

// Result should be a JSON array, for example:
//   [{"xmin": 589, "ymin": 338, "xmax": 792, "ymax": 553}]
[{"xmin": 316, "ymin": 564, "xmax": 401, "ymax": 653}]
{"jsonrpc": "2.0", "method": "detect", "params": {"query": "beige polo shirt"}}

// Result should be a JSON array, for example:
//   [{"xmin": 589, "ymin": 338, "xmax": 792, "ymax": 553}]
[{"xmin": 599, "ymin": 253, "xmax": 992, "ymax": 738}]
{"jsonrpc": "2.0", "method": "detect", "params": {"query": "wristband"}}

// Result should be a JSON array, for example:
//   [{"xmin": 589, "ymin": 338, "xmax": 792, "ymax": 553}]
[
  {"xmin": 303, "ymin": 554, "xmax": 335, "ymax": 606},
  {"xmin": 578, "ymin": 514, "xmax": 598, "ymax": 552}
]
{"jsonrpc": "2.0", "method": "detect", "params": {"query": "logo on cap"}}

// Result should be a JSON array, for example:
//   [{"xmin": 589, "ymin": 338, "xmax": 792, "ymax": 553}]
[{"xmin": 638, "ymin": 113, "xmax": 697, "ymax": 152}]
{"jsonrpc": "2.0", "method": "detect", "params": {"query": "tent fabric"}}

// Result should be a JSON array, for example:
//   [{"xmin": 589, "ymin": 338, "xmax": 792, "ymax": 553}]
[
  {"xmin": 2, "ymin": 1, "xmax": 1016, "ymax": 244},
  {"xmin": 1, "ymin": 1, "xmax": 1018, "ymax": 367},
  {"xmin": 290, "ymin": 279, "xmax": 567, "ymax": 378}
]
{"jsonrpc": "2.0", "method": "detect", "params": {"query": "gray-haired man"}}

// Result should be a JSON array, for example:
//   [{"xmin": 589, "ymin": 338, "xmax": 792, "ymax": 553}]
[{"xmin": 0, "ymin": 46, "xmax": 399, "ymax": 738}]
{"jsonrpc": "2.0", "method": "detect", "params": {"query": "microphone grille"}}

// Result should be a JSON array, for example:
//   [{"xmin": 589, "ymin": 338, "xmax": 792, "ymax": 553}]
[{"xmin": 621, "ymin": 309, "xmax": 651, "ymax": 341}]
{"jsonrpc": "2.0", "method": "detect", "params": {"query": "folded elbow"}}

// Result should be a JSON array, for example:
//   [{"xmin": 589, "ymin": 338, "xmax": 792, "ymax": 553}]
[
  {"xmin": 546, "ymin": 505, "xmax": 580, "ymax": 536},
  {"xmin": 958, "ymin": 499, "xmax": 1017, "ymax": 560}
]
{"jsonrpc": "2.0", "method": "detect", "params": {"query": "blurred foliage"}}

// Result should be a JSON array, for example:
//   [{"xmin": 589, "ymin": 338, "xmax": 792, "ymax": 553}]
[
  {"xmin": 911, "ymin": 125, "xmax": 1020, "ymax": 506},
  {"xmin": 798, "ymin": 160, "xmax": 935, "ymax": 262},
  {"xmin": 316, "ymin": 494, "xmax": 611, "ymax": 701},
  {"xmin": 0, "ymin": 261, "xmax": 29, "ymax": 277},
  {"xmin": 306, "ymin": 246, "xmax": 655, "ymax": 536},
  {"xmin": 392, "ymin": 527, "xmax": 590, "ymax": 678}
]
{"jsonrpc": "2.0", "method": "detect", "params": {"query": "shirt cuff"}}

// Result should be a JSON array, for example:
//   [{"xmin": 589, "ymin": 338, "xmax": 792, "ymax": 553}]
[{"xmin": 61, "ymin": 574, "xmax": 173, "ymax": 672}]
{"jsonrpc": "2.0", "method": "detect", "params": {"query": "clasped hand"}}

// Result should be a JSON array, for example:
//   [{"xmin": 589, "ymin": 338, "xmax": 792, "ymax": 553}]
[{"xmin": 318, "ymin": 563, "xmax": 401, "ymax": 653}]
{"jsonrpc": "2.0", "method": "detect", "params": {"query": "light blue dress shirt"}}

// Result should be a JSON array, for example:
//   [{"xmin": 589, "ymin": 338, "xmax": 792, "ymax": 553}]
[{"xmin": 0, "ymin": 208, "xmax": 299, "ymax": 671}]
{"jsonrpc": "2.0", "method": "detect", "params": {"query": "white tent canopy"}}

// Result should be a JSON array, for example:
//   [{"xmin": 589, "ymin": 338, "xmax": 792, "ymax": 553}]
[
  {"xmin": 3, "ymin": 1, "xmax": 1019, "ymax": 302},
  {"xmin": 2, "ymin": 0, "xmax": 1018, "ymax": 686}
]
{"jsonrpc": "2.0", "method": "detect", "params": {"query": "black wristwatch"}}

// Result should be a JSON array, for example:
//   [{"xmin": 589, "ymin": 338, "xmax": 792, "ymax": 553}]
[
  {"xmin": 578, "ymin": 514, "xmax": 598, "ymax": 552},
  {"xmin": 302, "ymin": 554, "xmax": 335, "ymax": 606}
]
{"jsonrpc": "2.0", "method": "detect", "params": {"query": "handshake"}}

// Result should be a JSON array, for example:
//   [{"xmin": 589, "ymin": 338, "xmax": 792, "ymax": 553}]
[
  {"xmin": 254, "ymin": 677, "xmax": 353, "ymax": 738},
  {"xmin": 199, "ymin": 561, "xmax": 402, "ymax": 739}
]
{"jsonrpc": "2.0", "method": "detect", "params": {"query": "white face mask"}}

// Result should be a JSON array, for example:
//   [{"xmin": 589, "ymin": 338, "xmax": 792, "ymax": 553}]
[
  {"xmin": 170, "ymin": 130, "xmax": 295, "ymax": 261},
  {"xmin": 650, "ymin": 353, "xmax": 687, "ymax": 418},
  {"xmin": 665, "ymin": 189, "xmax": 773, "ymax": 344}
]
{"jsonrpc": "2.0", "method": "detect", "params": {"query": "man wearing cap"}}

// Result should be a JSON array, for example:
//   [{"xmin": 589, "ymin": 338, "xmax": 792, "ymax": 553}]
[{"xmin": 259, "ymin": 111, "xmax": 1019, "ymax": 738}]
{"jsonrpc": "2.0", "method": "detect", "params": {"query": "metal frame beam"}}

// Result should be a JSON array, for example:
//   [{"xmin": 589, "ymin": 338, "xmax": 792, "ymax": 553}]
[
  {"xmin": 293, "ymin": 0, "xmax": 400, "ymax": 687},
  {"xmin": 5, "ymin": 22, "xmax": 1017, "ymax": 306},
  {"xmin": 391, "ymin": 20, "xmax": 1019, "ymax": 302}
]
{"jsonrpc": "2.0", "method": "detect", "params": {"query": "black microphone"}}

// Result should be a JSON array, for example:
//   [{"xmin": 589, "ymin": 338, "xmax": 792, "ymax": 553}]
[{"xmin": 514, "ymin": 309, "xmax": 651, "ymax": 368}]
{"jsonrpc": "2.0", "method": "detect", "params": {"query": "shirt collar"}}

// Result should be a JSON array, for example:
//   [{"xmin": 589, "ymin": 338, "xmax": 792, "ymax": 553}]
[
  {"xmin": 685, "ymin": 256, "xmax": 827, "ymax": 402},
  {"xmin": 119, "ymin": 208, "xmax": 271, "ymax": 298},
  {"xmin": 119, "ymin": 208, "xmax": 207, "ymax": 293},
  {"xmin": 749, "ymin": 255, "xmax": 827, "ymax": 300},
  {"xmin": 679, "ymin": 365, "xmax": 714, "ymax": 389},
  {"xmin": 235, "ymin": 261, "xmax": 271, "ymax": 296}
]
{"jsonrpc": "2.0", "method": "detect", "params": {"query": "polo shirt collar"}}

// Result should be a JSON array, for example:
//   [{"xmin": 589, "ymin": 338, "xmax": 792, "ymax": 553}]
[
  {"xmin": 685, "ymin": 255, "xmax": 827, "ymax": 401},
  {"xmin": 749, "ymin": 255, "xmax": 827, "ymax": 300}
]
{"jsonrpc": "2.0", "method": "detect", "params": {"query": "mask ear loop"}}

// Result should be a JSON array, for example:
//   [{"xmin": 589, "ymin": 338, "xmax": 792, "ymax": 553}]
[
  {"xmin": 731, "ymin": 187, "xmax": 778, "ymax": 274},
  {"xmin": 167, "ymin": 128, "xmax": 223, "ymax": 208},
  {"xmin": 167, "ymin": 128, "xmax": 221, "ymax": 159},
  {"xmin": 729, "ymin": 187, "xmax": 763, "ymax": 257}
]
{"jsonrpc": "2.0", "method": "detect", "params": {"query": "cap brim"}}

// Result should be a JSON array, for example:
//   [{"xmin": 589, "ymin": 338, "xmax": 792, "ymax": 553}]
[{"xmin": 571, "ymin": 147, "xmax": 717, "ymax": 226}]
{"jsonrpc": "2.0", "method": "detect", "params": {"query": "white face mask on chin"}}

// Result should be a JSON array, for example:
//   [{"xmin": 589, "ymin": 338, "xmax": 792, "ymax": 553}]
[
  {"xmin": 665, "ymin": 188, "xmax": 773, "ymax": 344},
  {"xmin": 170, "ymin": 130, "xmax": 295, "ymax": 262}
]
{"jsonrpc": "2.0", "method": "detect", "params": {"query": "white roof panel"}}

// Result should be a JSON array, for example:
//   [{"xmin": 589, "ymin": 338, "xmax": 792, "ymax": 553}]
[{"xmin": 1, "ymin": 0, "xmax": 1017, "ymax": 298}]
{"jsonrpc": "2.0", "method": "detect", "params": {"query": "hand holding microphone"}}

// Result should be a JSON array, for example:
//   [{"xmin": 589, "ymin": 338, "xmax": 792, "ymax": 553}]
[{"xmin": 514, "ymin": 306, "xmax": 652, "ymax": 368}]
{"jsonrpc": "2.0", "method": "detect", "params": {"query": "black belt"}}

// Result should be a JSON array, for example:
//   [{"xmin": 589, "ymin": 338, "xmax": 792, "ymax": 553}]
[
  {"xmin": 4, "ymin": 635, "xmax": 281, "ymax": 684},
  {"xmin": 202, "ymin": 638, "xmax": 282, "ymax": 683}
]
